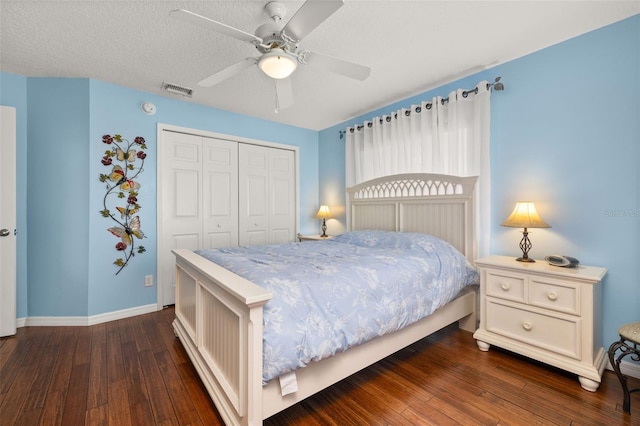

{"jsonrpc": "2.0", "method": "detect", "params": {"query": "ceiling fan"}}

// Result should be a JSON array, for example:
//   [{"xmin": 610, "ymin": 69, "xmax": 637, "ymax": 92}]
[{"xmin": 171, "ymin": 0, "xmax": 371, "ymax": 111}]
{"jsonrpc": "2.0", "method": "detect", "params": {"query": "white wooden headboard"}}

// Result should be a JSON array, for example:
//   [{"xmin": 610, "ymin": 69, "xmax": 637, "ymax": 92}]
[{"xmin": 346, "ymin": 173, "xmax": 478, "ymax": 261}]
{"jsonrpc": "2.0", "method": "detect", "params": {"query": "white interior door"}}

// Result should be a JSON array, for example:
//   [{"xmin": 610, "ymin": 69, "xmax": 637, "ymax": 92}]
[{"xmin": 0, "ymin": 106, "xmax": 17, "ymax": 337}]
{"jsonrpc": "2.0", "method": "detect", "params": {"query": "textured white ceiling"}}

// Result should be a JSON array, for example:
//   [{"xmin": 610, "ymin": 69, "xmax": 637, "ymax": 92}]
[{"xmin": 1, "ymin": 1, "xmax": 638, "ymax": 130}]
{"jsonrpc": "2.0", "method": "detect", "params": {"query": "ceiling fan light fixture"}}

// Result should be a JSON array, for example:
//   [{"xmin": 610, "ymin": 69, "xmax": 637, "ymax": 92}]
[{"xmin": 258, "ymin": 49, "xmax": 297, "ymax": 79}]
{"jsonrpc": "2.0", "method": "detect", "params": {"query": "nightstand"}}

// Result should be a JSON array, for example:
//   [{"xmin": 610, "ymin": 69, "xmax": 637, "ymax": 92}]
[
  {"xmin": 473, "ymin": 255, "xmax": 607, "ymax": 391},
  {"xmin": 297, "ymin": 233, "xmax": 334, "ymax": 242}
]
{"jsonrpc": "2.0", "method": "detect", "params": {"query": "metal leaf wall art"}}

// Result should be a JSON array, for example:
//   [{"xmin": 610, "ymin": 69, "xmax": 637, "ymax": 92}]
[{"xmin": 99, "ymin": 134, "xmax": 147, "ymax": 274}]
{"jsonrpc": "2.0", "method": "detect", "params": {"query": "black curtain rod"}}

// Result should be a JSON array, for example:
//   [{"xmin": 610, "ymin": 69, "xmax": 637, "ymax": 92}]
[{"xmin": 339, "ymin": 77, "xmax": 504, "ymax": 139}]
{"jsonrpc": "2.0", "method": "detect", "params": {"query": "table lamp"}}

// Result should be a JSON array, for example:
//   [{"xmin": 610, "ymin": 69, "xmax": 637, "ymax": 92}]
[
  {"xmin": 501, "ymin": 201, "xmax": 550, "ymax": 262},
  {"xmin": 316, "ymin": 205, "xmax": 332, "ymax": 237}
]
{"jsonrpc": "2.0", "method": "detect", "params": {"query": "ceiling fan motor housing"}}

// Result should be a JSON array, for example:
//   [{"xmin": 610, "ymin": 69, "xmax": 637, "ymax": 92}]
[{"xmin": 255, "ymin": 21, "xmax": 297, "ymax": 53}]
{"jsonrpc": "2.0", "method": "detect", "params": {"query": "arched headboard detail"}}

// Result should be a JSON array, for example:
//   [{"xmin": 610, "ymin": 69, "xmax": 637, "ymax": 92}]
[{"xmin": 346, "ymin": 173, "xmax": 478, "ymax": 261}]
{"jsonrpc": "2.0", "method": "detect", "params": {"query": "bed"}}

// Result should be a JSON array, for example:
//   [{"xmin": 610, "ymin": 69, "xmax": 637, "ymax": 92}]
[{"xmin": 172, "ymin": 173, "xmax": 479, "ymax": 425}]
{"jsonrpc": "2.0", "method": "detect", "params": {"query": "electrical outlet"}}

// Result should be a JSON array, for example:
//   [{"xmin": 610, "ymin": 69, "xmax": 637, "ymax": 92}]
[{"xmin": 145, "ymin": 275, "xmax": 153, "ymax": 287}]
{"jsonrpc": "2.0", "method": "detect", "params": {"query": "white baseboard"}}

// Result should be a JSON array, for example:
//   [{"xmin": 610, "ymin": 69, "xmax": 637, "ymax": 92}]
[
  {"xmin": 620, "ymin": 359, "xmax": 640, "ymax": 380},
  {"xmin": 606, "ymin": 358, "xmax": 640, "ymax": 380},
  {"xmin": 20, "ymin": 304, "xmax": 159, "ymax": 327}
]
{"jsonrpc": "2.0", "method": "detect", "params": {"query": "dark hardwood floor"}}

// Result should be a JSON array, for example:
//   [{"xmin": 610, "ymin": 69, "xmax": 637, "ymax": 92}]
[{"xmin": 1, "ymin": 306, "xmax": 638, "ymax": 425}]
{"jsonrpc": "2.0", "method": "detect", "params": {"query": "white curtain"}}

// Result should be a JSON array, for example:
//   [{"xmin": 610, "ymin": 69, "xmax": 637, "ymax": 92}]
[{"xmin": 345, "ymin": 81, "xmax": 491, "ymax": 257}]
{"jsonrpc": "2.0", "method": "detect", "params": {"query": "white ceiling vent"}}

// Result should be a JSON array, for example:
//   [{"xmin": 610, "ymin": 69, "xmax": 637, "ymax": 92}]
[{"xmin": 161, "ymin": 82, "xmax": 193, "ymax": 97}]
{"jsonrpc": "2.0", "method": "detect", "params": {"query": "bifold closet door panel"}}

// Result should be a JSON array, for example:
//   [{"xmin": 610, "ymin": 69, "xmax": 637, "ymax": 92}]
[
  {"xmin": 268, "ymin": 148, "xmax": 296, "ymax": 244},
  {"xmin": 160, "ymin": 131, "xmax": 203, "ymax": 306},
  {"xmin": 238, "ymin": 144, "xmax": 296, "ymax": 246},
  {"xmin": 203, "ymin": 138, "xmax": 239, "ymax": 249},
  {"xmin": 239, "ymin": 144, "xmax": 269, "ymax": 246}
]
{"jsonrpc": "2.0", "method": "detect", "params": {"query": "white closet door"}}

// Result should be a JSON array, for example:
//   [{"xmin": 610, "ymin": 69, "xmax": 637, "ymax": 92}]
[
  {"xmin": 239, "ymin": 144, "xmax": 269, "ymax": 246},
  {"xmin": 159, "ymin": 132, "xmax": 239, "ymax": 306},
  {"xmin": 239, "ymin": 144, "xmax": 296, "ymax": 246},
  {"xmin": 269, "ymin": 148, "xmax": 296, "ymax": 244},
  {"xmin": 160, "ymin": 132, "xmax": 203, "ymax": 306},
  {"xmin": 203, "ymin": 138, "xmax": 238, "ymax": 249}
]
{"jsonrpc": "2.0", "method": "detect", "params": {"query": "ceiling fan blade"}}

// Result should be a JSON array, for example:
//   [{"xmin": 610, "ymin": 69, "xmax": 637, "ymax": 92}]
[
  {"xmin": 275, "ymin": 78, "xmax": 294, "ymax": 111},
  {"xmin": 303, "ymin": 51, "xmax": 371, "ymax": 81},
  {"xmin": 171, "ymin": 9, "xmax": 263, "ymax": 45},
  {"xmin": 198, "ymin": 58, "xmax": 256, "ymax": 87},
  {"xmin": 282, "ymin": 0, "xmax": 343, "ymax": 41}
]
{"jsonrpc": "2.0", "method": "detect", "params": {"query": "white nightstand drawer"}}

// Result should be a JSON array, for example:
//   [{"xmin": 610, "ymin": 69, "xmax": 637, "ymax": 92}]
[
  {"xmin": 529, "ymin": 278, "xmax": 580, "ymax": 315},
  {"xmin": 485, "ymin": 270, "xmax": 526, "ymax": 303},
  {"xmin": 486, "ymin": 299, "xmax": 580, "ymax": 359}
]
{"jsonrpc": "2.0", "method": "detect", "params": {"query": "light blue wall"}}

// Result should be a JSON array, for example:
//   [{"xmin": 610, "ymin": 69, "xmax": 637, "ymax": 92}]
[
  {"xmin": 320, "ymin": 14, "xmax": 640, "ymax": 347},
  {"xmin": 1, "ymin": 75, "xmax": 319, "ymax": 318},
  {"xmin": 27, "ymin": 78, "xmax": 92, "ymax": 316}
]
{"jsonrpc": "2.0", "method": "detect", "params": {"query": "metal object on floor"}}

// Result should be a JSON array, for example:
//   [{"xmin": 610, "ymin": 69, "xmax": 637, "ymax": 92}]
[{"xmin": 608, "ymin": 322, "xmax": 640, "ymax": 414}]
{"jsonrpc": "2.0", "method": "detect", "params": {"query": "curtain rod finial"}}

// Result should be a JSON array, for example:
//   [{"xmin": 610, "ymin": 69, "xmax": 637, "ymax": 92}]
[{"xmin": 491, "ymin": 76, "xmax": 504, "ymax": 91}]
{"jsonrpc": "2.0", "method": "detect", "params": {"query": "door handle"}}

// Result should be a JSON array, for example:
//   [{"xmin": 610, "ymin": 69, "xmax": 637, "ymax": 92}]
[{"xmin": 0, "ymin": 229, "xmax": 11, "ymax": 237}]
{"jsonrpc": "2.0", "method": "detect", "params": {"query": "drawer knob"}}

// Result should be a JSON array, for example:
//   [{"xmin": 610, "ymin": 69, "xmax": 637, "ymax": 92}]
[
  {"xmin": 547, "ymin": 291, "xmax": 558, "ymax": 301},
  {"xmin": 500, "ymin": 282, "xmax": 511, "ymax": 291},
  {"xmin": 522, "ymin": 321, "xmax": 533, "ymax": 331}
]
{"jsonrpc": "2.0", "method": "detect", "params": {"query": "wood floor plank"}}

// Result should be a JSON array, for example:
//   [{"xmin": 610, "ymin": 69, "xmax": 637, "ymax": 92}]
[
  {"xmin": 87, "ymin": 341, "xmax": 108, "ymax": 409},
  {"xmin": 138, "ymin": 349, "xmax": 176, "ymax": 424},
  {"xmin": 264, "ymin": 402, "xmax": 324, "ymax": 426},
  {"xmin": 1, "ymin": 341, "xmax": 47, "ymax": 423},
  {"xmin": 154, "ymin": 350, "xmax": 201, "ymax": 425},
  {"xmin": 73, "ymin": 327, "xmax": 91, "ymax": 366},
  {"xmin": 0, "ymin": 328, "xmax": 35, "ymax": 395},
  {"xmin": 20, "ymin": 337, "xmax": 58, "ymax": 412},
  {"xmin": 46, "ymin": 327, "xmax": 78, "ymax": 394},
  {"xmin": 174, "ymin": 361, "xmax": 223, "ymax": 425},
  {"xmin": 107, "ymin": 378, "xmax": 132, "ymax": 426},
  {"xmin": 60, "ymin": 362, "xmax": 90, "ymax": 425},
  {"xmin": 105, "ymin": 320, "xmax": 125, "ymax": 384},
  {"xmin": 401, "ymin": 404, "xmax": 460, "ymax": 426},
  {"xmin": 85, "ymin": 403, "xmax": 108, "ymax": 426},
  {"xmin": 129, "ymin": 400, "xmax": 156, "ymax": 425},
  {"xmin": 0, "ymin": 330, "xmax": 19, "ymax": 370}
]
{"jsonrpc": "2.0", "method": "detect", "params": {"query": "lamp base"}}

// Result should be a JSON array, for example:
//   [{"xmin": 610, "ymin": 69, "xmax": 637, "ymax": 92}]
[
  {"xmin": 515, "ymin": 228, "xmax": 535, "ymax": 263},
  {"xmin": 320, "ymin": 218, "xmax": 327, "ymax": 238}
]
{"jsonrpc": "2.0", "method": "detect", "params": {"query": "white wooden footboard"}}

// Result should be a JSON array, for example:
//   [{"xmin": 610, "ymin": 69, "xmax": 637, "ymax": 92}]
[{"xmin": 172, "ymin": 249, "xmax": 272, "ymax": 426}]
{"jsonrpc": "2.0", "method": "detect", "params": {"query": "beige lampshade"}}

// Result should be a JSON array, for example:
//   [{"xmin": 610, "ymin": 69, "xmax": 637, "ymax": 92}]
[
  {"xmin": 316, "ymin": 205, "xmax": 332, "ymax": 219},
  {"xmin": 501, "ymin": 202, "xmax": 550, "ymax": 229}
]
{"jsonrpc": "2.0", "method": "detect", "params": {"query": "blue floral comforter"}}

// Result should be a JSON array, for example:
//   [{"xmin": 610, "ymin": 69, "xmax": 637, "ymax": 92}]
[{"xmin": 195, "ymin": 230, "xmax": 479, "ymax": 384}]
